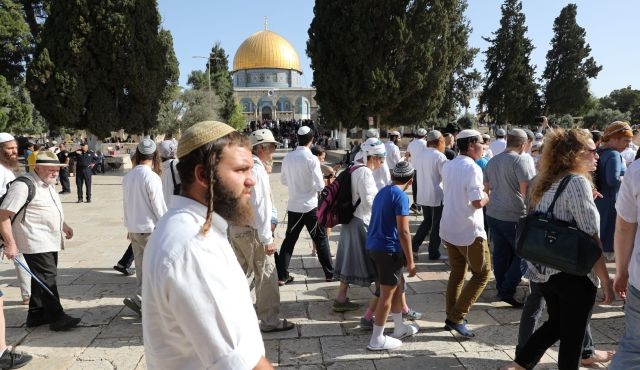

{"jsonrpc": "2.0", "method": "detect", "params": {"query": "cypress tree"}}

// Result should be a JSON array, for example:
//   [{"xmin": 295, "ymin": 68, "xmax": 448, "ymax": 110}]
[
  {"xmin": 480, "ymin": 0, "xmax": 540, "ymax": 126},
  {"xmin": 542, "ymin": 4, "xmax": 601, "ymax": 115}
]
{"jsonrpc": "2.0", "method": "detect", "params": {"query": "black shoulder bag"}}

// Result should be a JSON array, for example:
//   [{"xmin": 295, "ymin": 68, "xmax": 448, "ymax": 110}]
[{"xmin": 515, "ymin": 175, "xmax": 602, "ymax": 276}]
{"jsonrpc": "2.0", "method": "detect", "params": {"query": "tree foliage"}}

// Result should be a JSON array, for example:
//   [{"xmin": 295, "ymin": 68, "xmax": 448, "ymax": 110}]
[
  {"xmin": 439, "ymin": 45, "xmax": 482, "ymax": 122},
  {"xmin": 583, "ymin": 108, "xmax": 630, "ymax": 130},
  {"xmin": 26, "ymin": 0, "xmax": 178, "ymax": 138},
  {"xmin": 479, "ymin": 0, "xmax": 540, "ymax": 126},
  {"xmin": 542, "ymin": 4, "xmax": 601, "ymax": 115},
  {"xmin": 0, "ymin": 1, "xmax": 33, "ymax": 85},
  {"xmin": 307, "ymin": 0, "xmax": 472, "ymax": 128}
]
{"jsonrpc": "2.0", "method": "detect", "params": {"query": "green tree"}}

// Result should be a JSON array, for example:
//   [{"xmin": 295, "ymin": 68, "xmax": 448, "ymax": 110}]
[
  {"xmin": 0, "ymin": 1, "xmax": 33, "ymax": 85},
  {"xmin": 307, "ymin": 0, "xmax": 471, "ymax": 128},
  {"xmin": 479, "ymin": 0, "xmax": 540, "ymax": 126},
  {"xmin": 599, "ymin": 86, "xmax": 640, "ymax": 114},
  {"xmin": 542, "ymin": 4, "xmax": 601, "ymax": 115},
  {"xmin": 188, "ymin": 43, "xmax": 235, "ymax": 123},
  {"xmin": 582, "ymin": 108, "xmax": 630, "ymax": 130},
  {"xmin": 27, "ymin": 0, "xmax": 178, "ymax": 138}
]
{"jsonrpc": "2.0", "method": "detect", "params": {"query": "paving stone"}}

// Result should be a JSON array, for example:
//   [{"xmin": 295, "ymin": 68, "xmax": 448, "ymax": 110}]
[
  {"xmin": 299, "ymin": 320, "xmax": 343, "ymax": 337},
  {"xmin": 20, "ymin": 326, "xmax": 102, "ymax": 358},
  {"xmin": 77, "ymin": 337, "xmax": 143, "ymax": 370},
  {"xmin": 455, "ymin": 350, "xmax": 513, "ymax": 369},
  {"xmin": 374, "ymin": 354, "xmax": 462, "ymax": 369},
  {"xmin": 320, "ymin": 335, "xmax": 389, "ymax": 362},
  {"xmin": 264, "ymin": 339, "xmax": 280, "ymax": 365},
  {"xmin": 327, "ymin": 359, "xmax": 376, "ymax": 370},
  {"xmin": 279, "ymin": 337, "xmax": 323, "ymax": 366}
]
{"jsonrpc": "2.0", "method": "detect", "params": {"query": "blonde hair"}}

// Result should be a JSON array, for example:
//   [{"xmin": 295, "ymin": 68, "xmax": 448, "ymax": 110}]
[{"xmin": 529, "ymin": 128, "xmax": 592, "ymax": 206}]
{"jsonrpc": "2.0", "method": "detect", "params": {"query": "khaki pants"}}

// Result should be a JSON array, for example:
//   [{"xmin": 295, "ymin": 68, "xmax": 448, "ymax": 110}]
[
  {"xmin": 129, "ymin": 232, "xmax": 151, "ymax": 303},
  {"xmin": 444, "ymin": 237, "xmax": 492, "ymax": 323},
  {"xmin": 229, "ymin": 226, "xmax": 281, "ymax": 330}
]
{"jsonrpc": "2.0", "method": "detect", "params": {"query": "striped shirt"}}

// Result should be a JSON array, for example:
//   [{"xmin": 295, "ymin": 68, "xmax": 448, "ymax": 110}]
[{"xmin": 524, "ymin": 174, "xmax": 600, "ymax": 287}]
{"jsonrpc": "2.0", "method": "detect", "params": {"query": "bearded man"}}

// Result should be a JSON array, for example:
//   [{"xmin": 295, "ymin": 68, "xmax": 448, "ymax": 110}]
[{"xmin": 142, "ymin": 121, "xmax": 273, "ymax": 370}]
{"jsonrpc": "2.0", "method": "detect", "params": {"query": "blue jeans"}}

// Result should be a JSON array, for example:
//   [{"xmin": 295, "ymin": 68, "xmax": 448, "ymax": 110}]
[
  {"xmin": 487, "ymin": 216, "xmax": 523, "ymax": 299},
  {"xmin": 610, "ymin": 284, "xmax": 640, "ymax": 369}
]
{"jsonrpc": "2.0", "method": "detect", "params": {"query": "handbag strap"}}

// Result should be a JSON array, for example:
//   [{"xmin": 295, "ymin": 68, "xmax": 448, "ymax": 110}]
[{"xmin": 544, "ymin": 175, "xmax": 574, "ymax": 219}]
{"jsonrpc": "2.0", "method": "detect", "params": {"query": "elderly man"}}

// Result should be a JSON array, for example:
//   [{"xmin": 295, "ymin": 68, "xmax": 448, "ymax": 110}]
[
  {"xmin": 143, "ymin": 121, "xmax": 273, "ymax": 370},
  {"xmin": 122, "ymin": 138, "xmax": 166, "ymax": 315},
  {"xmin": 229, "ymin": 129, "xmax": 294, "ymax": 333},
  {"xmin": 0, "ymin": 151, "xmax": 79, "ymax": 332}
]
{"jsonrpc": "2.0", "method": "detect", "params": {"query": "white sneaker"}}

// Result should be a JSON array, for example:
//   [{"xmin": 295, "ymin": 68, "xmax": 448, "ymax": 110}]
[
  {"xmin": 367, "ymin": 335, "xmax": 402, "ymax": 351},
  {"xmin": 390, "ymin": 322, "xmax": 419, "ymax": 339}
]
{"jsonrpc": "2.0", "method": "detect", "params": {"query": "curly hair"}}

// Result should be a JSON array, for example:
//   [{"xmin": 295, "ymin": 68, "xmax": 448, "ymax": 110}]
[
  {"xmin": 529, "ymin": 128, "xmax": 593, "ymax": 206},
  {"xmin": 176, "ymin": 131, "xmax": 251, "ymax": 235}
]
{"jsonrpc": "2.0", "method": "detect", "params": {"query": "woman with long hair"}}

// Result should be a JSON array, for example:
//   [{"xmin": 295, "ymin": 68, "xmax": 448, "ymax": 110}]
[{"xmin": 502, "ymin": 129, "xmax": 614, "ymax": 370}]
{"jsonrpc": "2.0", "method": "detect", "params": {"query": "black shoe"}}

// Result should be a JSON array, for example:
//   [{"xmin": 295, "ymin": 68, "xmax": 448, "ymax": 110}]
[
  {"xmin": 49, "ymin": 314, "xmax": 81, "ymax": 331},
  {"xmin": 0, "ymin": 350, "xmax": 33, "ymax": 369},
  {"xmin": 500, "ymin": 296, "xmax": 524, "ymax": 308},
  {"xmin": 86, "ymin": 199, "xmax": 91, "ymax": 203},
  {"xmin": 25, "ymin": 315, "xmax": 50, "ymax": 328},
  {"xmin": 77, "ymin": 199, "xmax": 83, "ymax": 203},
  {"xmin": 59, "ymin": 191, "xmax": 70, "ymax": 194},
  {"xmin": 113, "ymin": 265, "xmax": 134, "ymax": 276}
]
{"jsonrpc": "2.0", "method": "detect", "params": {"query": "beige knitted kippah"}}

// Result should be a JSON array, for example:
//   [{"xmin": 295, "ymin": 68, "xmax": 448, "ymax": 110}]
[{"xmin": 177, "ymin": 121, "xmax": 236, "ymax": 159}]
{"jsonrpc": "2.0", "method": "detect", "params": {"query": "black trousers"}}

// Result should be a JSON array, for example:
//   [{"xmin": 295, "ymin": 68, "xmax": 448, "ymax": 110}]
[
  {"xmin": 276, "ymin": 209, "xmax": 334, "ymax": 280},
  {"xmin": 59, "ymin": 167, "xmax": 71, "ymax": 192},
  {"xmin": 117, "ymin": 243, "xmax": 134, "ymax": 268},
  {"xmin": 23, "ymin": 252, "xmax": 64, "ymax": 322},
  {"xmin": 515, "ymin": 272, "xmax": 596, "ymax": 370},
  {"xmin": 412, "ymin": 204, "xmax": 443, "ymax": 257},
  {"xmin": 76, "ymin": 167, "xmax": 92, "ymax": 200}
]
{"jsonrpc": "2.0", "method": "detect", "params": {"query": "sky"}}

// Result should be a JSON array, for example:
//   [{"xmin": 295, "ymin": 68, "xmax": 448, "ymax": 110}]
[{"xmin": 157, "ymin": 0, "xmax": 640, "ymax": 100}]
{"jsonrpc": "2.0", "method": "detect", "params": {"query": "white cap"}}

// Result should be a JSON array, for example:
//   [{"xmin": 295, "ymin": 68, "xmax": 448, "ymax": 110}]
[
  {"xmin": 416, "ymin": 128, "xmax": 428, "ymax": 137},
  {"xmin": 457, "ymin": 129, "xmax": 482, "ymax": 140},
  {"xmin": 0, "ymin": 133, "xmax": 15, "ymax": 143},
  {"xmin": 389, "ymin": 130, "xmax": 401, "ymax": 137},
  {"xmin": 297, "ymin": 126, "xmax": 311, "ymax": 135},
  {"xmin": 365, "ymin": 128, "xmax": 379, "ymax": 138}
]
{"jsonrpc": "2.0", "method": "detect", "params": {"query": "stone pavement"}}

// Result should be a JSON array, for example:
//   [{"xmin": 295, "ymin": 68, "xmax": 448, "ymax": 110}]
[{"xmin": 0, "ymin": 151, "xmax": 624, "ymax": 369}]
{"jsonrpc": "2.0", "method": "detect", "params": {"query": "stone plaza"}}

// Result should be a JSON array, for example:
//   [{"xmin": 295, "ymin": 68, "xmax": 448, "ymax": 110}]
[{"xmin": 0, "ymin": 149, "xmax": 623, "ymax": 369}]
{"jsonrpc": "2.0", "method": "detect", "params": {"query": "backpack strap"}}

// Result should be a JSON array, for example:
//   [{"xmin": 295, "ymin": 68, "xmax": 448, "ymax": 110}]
[
  {"xmin": 169, "ymin": 160, "xmax": 179, "ymax": 193},
  {"xmin": 4, "ymin": 177, "xmax": 36, "ymax": 224}
]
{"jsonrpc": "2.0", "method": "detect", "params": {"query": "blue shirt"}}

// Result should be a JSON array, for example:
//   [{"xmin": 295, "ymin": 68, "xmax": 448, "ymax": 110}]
[{"xmin": 366, "ymin": 184, "xmax": 409, "ymax": 253}]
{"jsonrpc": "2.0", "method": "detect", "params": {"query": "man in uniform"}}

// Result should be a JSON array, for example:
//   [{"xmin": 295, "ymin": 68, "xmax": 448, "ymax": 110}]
[
  {"xmin": 57, "ymin": 143, "xmax": 71, "ymax": 194},
  {"xmin": 74, "ymin": 142, "xmax": 97, "ymax": 203}
]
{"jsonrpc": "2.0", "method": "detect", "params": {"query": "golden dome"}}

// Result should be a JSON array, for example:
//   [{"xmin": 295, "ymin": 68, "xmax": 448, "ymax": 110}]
[{"xmin": 233, "ymin": 30, "xmax": 302, "ymax": 73}]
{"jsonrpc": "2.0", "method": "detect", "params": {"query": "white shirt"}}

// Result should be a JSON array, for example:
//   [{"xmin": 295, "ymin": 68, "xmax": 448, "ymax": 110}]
[
  {"xmin": 372, "ymin": 161, "xmax": 391, "ymax": 190},
  {"xmin": 0, "ymin": 164, "xmax": 15, "ymax": 196},
  {"xmin": 143, "ymin": 197, "xmax": 265, "ymax": 370},
  {"xmin": 616, "ymin": 159, "xmax": 640, "ymax": 290},
  {"xmin": 248, "ymin": 155, "xmax": 274, "ymax": 245},
  {"xmin": 123, "ymin": 165, "xmax": 167, "ymax": 233},
  {"xmin": 488, "ymin": 138, "xmax": 507, "ymax": 157},
  {"xmin": 160, "ymin": 159, "xmax": 180, "ymax": 208},
  {"xmin": 415, "ymin": 147, "xmax": 447, "ymax": 207},
  {"xmin": 281, "ymin": 146, "xmax": 324, "ymax": 213},
  {"xmin": 1, "ymin": 172, "xmax": 65, "ymax": 254},
  {"xmin": 440, "ymin": 155, "xmax": 487, "ymax": 246},
  {"xmin": 406, "ymin": 138, "xmax": 427, "ymax": 162},
  {"xmin": 351, "ymin": 166, "xmax": 378, "ymax": 225},
  {"xmin": 622, "ymin": 144, "xmax": 638, "ymax": 167},
  {"xmin": 385, "ymin": 140, "xmax": 401, "ymax": 169}
]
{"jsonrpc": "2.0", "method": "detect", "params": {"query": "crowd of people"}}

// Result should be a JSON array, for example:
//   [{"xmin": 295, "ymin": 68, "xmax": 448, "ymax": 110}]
[{"xmin": 0, "ymin": 116, "xmax": 638, "ymax": 369}]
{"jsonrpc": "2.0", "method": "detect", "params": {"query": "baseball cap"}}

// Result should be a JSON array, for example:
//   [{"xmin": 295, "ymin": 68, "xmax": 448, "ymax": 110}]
[{"xmin": 249, "ymin": 129, "xmax": 281, "ymax": 147}]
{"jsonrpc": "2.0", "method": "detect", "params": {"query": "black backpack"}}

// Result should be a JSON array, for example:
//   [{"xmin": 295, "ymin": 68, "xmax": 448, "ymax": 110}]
[{"xmin": 0, "ymin": 176, "xmax": 36, "ymax": 223}]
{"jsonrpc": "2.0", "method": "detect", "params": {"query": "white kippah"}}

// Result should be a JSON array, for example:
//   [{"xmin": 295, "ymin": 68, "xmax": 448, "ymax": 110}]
[
  {"xmin": 297, "ymin": 126, "xmax": 311, "ymax": 135},
  {"xmin": 0, "ymin": 133, "xmax": 15, "ymax": 143}
]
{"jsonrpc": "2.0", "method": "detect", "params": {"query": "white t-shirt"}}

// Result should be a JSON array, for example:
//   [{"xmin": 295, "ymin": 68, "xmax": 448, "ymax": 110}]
[
  {"xmin": 281, "ymin": 146, "xmax": 324, "ymax": 213},
  {"xmin": 351, "ymin": 166, "xmax": 378, "ymax": 225},
  {"xmin": 440, "ymin": 155, "xmax": 486, "ymax": 246},
  {"xmin": 143, "ymin": 197, "xmax": 265, "ymax": 370},
  {"xmin": 489, "ymin": 138, "xmax": 507, "ymax": 157},
  {"xmin": 122, "ymin": 165, "xmax": 167, "ymax": 233},
  {"xmin": 414, "ymin": 147, "xmax": 447, "ymax": 207},
  {"xmin": 248, "ymin": 155, "xmax": 274, "ymax": 245},
  {"xmin": 406, "ymin": 138, "xmax": 427, "ymax": 162},
  {"xmin": 616, "ymin": 159, "xmax": 640, "ymax": 290},
  {"xmin": 0, "ymin": 164, "xmax": 15, "ymax": 196},
  {"xmin": 160, "ymin": 159, "xmax": 180, "ymax": 208},
  {"xmin": 384, "ymin": 140, "xmax": 401, "ymax": 170}
]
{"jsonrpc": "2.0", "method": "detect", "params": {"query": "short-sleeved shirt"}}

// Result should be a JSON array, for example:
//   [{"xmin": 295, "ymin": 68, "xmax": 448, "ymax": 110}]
[
  {"xmin": 0, "ymin": 165, "xmax": 16, "ymax": 197},
  {"xmin": 143, "ymin": 197, "xmax": 265, "ymax": 370},
  {"xmin": 440, "ymin": 155, "xmax": 487, "ymax": 246},
  {"xmin": 414, "ymin": 147, "xmax": 447, "ymax": 207},
  {"xmin": 485, "ymin": 151, "xmax": 533, "ymax": 222},
  {"xmin": 616, "ymin": 160, "xmax": 640, "ymax": 290},
  {"xmin": 1, "ymin": 172, "xmax": 65, "ymax": 254},
  {"xmin": 57, "ymin": 150, "xmax": 70, "ymax": 166},
  {"xmin": 367, "ymin": 184, "xmax": 410, "ymax": 253}
]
